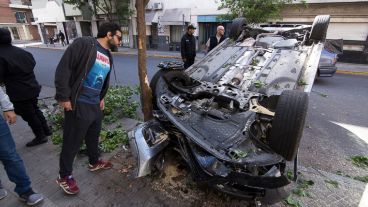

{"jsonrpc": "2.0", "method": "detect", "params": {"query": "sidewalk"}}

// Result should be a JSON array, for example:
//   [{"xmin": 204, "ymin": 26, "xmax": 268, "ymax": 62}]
[
  {"xmin": 0, "ymin": 86, "xmax": 367, "ymax": 207},
  {"xmin": 26, "ymin": 42, "xmax": 205, "ymax": 59},
  {"xmin": 336, "ymin": 62, "xmax": 368, "ymax": 75}
]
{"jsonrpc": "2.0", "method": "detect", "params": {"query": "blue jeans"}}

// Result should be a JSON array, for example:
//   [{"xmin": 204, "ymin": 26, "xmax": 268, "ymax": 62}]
[{"xmin": 0, "ymin": 115, "xmax": 31, "ymax": 195}]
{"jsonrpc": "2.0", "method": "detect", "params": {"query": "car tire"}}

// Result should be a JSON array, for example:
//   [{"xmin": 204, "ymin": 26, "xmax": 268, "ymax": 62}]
[
  {"xmin": 150, "ymin": 69, "xmax": 172, "ymax": 109},
  {"xmin": 268, "ymin": 90, "xmax": 309, "ymax": 161},
  {"xmin": 309, "ymin": 15, "xmax": 330, "ymax": 42},
  {"xmin": 229, "ymin": 18, "xmax": 247, "ymax": 40}
]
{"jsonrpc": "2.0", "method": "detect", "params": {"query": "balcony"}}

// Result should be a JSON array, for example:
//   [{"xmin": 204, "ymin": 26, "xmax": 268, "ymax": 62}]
[{"xmin": 9, "ymin": 0, "xmax": 32, "ymax": 9}]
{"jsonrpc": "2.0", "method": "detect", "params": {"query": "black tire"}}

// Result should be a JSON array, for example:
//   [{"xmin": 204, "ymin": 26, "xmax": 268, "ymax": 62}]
[
  {"xmin": 229, "ymin": 18, "xmax": 247, "ymax": 40},
  {"xmin": 309, "ymin": 15, "xmax": 330, "ymax": 42},
  {"xmin": 268, "ymin": 90, "xmax": 309, "ymax": 161},
  {"xmin": 150, "ymin": 69, "xmax": 171, "ymax": 109}
]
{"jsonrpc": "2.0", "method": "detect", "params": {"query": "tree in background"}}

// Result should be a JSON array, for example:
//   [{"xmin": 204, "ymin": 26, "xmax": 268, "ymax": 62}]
[
  {"xmin": 219, "ymin": 0, "xmax": 293, "ymax": 24},
  {"xmin": 64, "ymin": 0, "xmax": 132, "ymax": 24}
]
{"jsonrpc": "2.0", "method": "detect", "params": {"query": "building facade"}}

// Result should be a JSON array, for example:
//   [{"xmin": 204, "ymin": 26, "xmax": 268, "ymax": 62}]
[
  {"xmin": 0, "ymin": 0, "xmax": 39, "ymax": 41},
  {"xmin": 280, "ymin": 0, "xmax": 368, "ymax": 63},
  {"xmin": 139, "ymin": 0, "xmax": 229, "ymax": 51},
  {"xmin": 63, "ymin": 0, "xmax": 131, "ymax": 47},
  {"xmin": 31, "ymin": 0, "xmax": 78, "ymax": 44}
]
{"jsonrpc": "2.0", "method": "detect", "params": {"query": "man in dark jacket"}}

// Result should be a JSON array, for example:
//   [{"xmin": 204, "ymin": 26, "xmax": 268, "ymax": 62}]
[
  {"xmin": 181, "ymin": 24, "xmax": 197, "ymax": 69},
  {"xmin": 206, "ymin": 25, "xmax": 226, "ymax": 53},
  {"xmin": 54, "ymin": 22, "xmax": 122, "ymax": 195},
  {"xmin": 58, "ymin": 30, "xmax": 66, "ymax": 46},
  {"xmin": 0, "ymin": 28, "xmax": 51, "ymax": 147}
]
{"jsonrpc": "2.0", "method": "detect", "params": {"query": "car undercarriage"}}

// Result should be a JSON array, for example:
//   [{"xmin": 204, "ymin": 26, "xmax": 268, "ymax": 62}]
[{"xmin": 129, "ymin": 15, "xmax": 331, "ymax": 205}]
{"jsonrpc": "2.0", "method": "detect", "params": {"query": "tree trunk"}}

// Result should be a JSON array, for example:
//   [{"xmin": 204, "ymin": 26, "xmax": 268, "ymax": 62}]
[{"xmin": 136, "ymin": 0, "xmax": 153, "ymax": 121}]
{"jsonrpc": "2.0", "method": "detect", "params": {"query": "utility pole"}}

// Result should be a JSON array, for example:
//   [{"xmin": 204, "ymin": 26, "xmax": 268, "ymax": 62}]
[{"xmin": 136, "ymin": 0, "xmax": 153, "ymax": 121}]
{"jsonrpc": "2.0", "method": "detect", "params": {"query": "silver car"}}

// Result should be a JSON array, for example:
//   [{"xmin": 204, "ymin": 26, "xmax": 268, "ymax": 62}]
[{"xmin": 129, "ymin": 15, "xmax": 331, "ymax": 205}]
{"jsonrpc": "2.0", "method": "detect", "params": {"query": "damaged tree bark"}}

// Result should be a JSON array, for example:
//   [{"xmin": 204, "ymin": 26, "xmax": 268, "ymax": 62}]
[{"xmin": 136, "ymin": 0, "xmax": 153, "ymax": 121}]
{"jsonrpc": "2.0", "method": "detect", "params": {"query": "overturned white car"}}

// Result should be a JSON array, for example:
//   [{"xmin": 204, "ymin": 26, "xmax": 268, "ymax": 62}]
[{"xmin": 129, "ymin": 15, "xmax": 330, "ymax": 204}]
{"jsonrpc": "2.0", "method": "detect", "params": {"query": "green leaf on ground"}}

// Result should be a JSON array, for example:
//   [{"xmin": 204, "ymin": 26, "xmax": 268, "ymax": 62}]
[
  {"xmin": 353, "ymin": 176, "xmax": 368, "ymax": 183},
  {"xmin": 292, "ymin": 179, "xmax": 314, "ymax": 197},
  {"xmin": 312, "ymin": 90, "xmax": 328, "ymax": 97},
  {"xmin": 287, "ymin": 171, "xmax": 294, "ymax": 180},
  {"xmin": 99, "ymin": 128, "xmax": 129, "ymax": 153},
  {"xmin": 298, "ymin": 79, "xmax": 308, "ymax": 86},
  {"xmin": 229, "ymin": 149, "xmax": 248, "ymax": 160},
  {"xmin": 324, "ymin": 179, "xmax": 339, "ymax": 188},
  {"xmin": 293, "ymin": 188, "xmax": 310, "ymax": 197},
  {"xmin": 301, "ymin": 179, "xmax": 314, "ymax": 186},
  {"xmin": 284, "ymin": 196, "xmax": 302, "ymax": 207},
  {"xmin": 253, "ymin": 80, "xmax": 266, "ymax": 88},
  {"xmin": 350, "ymin": 156, "xmax": 368, "ymax": 169},
  {"xmin": 51, "ymin": 132, "xmax": 62, "ymax": 145}
]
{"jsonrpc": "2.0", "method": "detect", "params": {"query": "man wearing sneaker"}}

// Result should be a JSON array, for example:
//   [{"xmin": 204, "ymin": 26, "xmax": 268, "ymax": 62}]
[
  {"xmin": 55, "ymin": 23, "xmax": 121, "ymax": 195},
  {"xmin": 0, "ymin": 28, "xmax": 51, "ymax": 147},
  {"xmin": 0, "ymin": 88, "xmax": 44, "ymax": 206}
]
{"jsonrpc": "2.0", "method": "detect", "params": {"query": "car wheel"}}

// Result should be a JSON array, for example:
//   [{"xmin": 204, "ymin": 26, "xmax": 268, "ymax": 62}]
[
  {"xmin": 229, "ymin": 18, "xmax": 247, "ymax": 40},
  {"xmin": 150, "ymin": 69, "xmax": 172, "ymax": 109},
  {"xmin": 309, "ymin": 15, "xmax": 330, "ymax": 43},
  {"xmin": 268, "ymin": 90, "xmax": 309, "ymax": 161}
]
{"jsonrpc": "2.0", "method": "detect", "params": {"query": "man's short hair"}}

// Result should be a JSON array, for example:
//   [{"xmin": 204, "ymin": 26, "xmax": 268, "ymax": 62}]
[
  {"xmin": 0, "ymin": 28, "xmax": 12, "ymax": 44},
  {"xmin": 97, "ymin": 22, "xmax": 122, "ymax": 38}
]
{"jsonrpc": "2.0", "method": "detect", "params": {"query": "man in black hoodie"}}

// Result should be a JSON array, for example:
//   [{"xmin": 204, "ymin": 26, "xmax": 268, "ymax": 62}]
[
  {"xmin": 54, "ymin": 22, "xmax": 122, "ymax": 195},
  {"xmin": 0, "ymin": 28, "xmax": 51, "ymax": 147}
]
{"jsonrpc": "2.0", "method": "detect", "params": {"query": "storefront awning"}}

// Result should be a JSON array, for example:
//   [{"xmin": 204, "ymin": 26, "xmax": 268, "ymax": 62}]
[
  {"xmin": 197, "ymin": 15, "xmax": 231, "ymax": 23},
  {"xmin": 145, "ymin": 11, "xmax": 158, "ymax": 25},
  {"xmin": 159, "ymin": 8, "xmax": 190, "ymax": 25}
]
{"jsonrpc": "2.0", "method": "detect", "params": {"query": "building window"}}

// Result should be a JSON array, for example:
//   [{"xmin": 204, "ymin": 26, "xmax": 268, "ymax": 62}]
[
  {"xmin": 10, "ymin": 27, "xmax": 20, "ymax": 40},
  {"xmin": 15, "ymin": 11, "xmax": 27, "ymax": 23}
]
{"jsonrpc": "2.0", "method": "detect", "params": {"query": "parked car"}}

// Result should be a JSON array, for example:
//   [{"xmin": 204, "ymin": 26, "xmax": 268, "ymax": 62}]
[
  {"xmin": 318, "ymin": 39, "xmax": 343, "ymax": 77},
  {"xmin": 318, "ymin": 48, "xmax": 338, "ymax": 76},
  {"xmin": 129, "ymin": 15, "xmax": 331, "ymax": 205}
]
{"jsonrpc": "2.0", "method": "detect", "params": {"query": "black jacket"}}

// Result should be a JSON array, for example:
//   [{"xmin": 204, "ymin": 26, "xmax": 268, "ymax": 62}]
[
  {"xmin": 54, "ymin": 37, "xmax": 112, "ymax": 109},
  {"xmin": 208, "ymin": 36, "xmax": 226, "ymax": 52},
  {"xmin": 181, "ymin": 33, "xmax": 196, "ymax": 59},
  {"xmin": 0, "ymin": 44, "xmax": 41, "ymax": 102}
]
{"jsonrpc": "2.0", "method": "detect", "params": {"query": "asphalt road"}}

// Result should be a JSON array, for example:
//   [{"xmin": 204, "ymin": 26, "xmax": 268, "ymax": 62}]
[
  {"xmin": 300, "ymin": 74, "xmax": 368, "ymax": 177},
  {"xmin": 25, "ymin": 48, "xmax": 175, "ymax": 87},
  {"xmin": 26, "ymin": 47, "xmax": 368, "ymax": 176}
]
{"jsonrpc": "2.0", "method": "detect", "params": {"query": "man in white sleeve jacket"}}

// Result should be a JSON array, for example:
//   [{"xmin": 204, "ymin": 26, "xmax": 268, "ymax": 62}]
[{"xmin": 0, "ymin": 88, "xmax": 44, "ymax": 206}]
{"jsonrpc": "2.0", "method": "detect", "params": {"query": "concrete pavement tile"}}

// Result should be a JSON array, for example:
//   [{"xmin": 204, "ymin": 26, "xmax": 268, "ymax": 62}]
[{"xmin": 48, "ymin": 190, "xmax": 87, "ymax": 207}]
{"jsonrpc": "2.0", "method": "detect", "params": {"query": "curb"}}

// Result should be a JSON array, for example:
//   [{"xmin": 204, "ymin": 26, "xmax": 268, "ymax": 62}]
[
  {"xmin": 26, "ymin": 45, "xmax": 182, "ymax": 59},
  {"xmin": 336, "ymin": 70, "xmax": 368, "ymax": 76}
]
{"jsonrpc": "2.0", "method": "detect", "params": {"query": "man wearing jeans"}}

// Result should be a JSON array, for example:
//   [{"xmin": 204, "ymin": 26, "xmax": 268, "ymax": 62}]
[{"xmin": 0, "ymin": 88, "xmax": 44, "ymax": 206}]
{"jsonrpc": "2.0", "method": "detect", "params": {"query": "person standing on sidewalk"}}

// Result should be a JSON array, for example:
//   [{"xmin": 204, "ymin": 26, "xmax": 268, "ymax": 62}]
[
  {"xmin": 58, "ymin": 30, "xmax": 66, "ymax": 46},
  {"xmin": 0, "ymin": 28, "xmax": 52, "ymax": 147},
  {"xmin": 54, "ymin": 22, "xmax": 122, "ymax": 195},
  {"xmin": 205, "ymin": 25, "xmax": 226, "ymax": 53},
  {"xmin": 0, "ymin": 87, "xmax": 44, "ymax": 206},
  {"xmin": 181, "ymin": 24, "xmax": 197, "ymax": 69}
]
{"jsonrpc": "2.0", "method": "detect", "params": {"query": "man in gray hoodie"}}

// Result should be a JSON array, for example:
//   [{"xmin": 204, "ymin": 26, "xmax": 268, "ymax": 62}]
[{"xmin": 0, "ymin": 88, "xmax": 44, "ymax": 206}]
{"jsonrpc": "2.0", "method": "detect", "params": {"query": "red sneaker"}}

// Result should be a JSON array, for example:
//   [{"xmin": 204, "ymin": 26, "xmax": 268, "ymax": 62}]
[
  {"xmin": 56, "ymin": 175, "xmax": 79, "ymax": 195},
  {"xmin": 88, "ymin": 160, "xmax": 113, "ymax": 172}
]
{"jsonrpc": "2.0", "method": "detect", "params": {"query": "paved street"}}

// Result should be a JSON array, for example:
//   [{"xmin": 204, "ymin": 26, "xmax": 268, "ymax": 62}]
[
  {"xmin": 1, "ymin": 47, "xmax": 367, "ymax": 206},
  {"xmin": 24, "ymin": 48, "xmax": 175, "ymax": 87}
]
